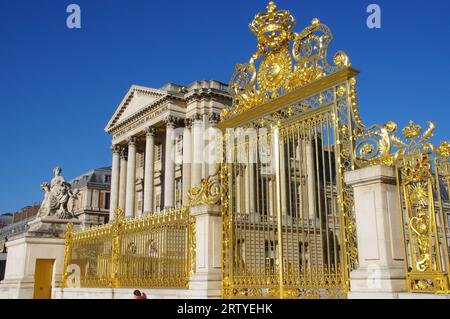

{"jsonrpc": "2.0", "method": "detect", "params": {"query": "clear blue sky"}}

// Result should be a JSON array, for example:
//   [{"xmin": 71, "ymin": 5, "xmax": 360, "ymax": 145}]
[{"xmin": 0, "ymin": 0, "xmax": 449, "ymax": 213}]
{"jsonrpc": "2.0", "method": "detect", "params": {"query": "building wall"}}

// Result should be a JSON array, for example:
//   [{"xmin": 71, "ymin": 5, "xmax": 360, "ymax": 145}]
[{"xmin": 73, "ymin": 187, "xmax": 110, "ymax": 228}]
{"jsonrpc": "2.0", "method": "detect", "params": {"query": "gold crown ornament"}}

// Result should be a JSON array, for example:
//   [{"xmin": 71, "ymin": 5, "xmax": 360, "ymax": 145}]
[
  {"xmin": 402, "ymin": 121, "xmax": 423, "ymax": 139},
  {"xmin": 249, "ymin": 2, "xmax": 296, "ymax": 50},
  {"xmin": 224, "ymin": 1, "xmax": 351, "ymax": 121}
]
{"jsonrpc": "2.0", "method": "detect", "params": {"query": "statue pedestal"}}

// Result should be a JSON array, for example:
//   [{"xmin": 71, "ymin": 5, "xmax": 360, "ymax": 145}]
[
  {"xmin": 0, "ymin": 217, "xmax": 80, "ymax": 299},
  {"xmin": 26, "ymin": 217, "xmax": 78, "ymax": 239}
]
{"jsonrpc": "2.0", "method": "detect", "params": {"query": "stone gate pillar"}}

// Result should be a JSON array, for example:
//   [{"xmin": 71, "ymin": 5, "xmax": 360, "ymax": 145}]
[
  {"xmin": 188, "ymin": 204, "xmax": 222, "ymax": 298},
  {"xmin": 187, "ymin": 169, "xmax": 222, "ymax": 298},
  {"xmin": 344, "ymin": 165, "xmax": 407, "ymax": 299}
]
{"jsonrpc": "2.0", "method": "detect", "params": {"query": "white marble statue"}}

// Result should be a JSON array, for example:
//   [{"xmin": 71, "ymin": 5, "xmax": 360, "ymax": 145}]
[{"xmin": 37, "ymin": 167, "xmax": 79, "ymax": 220}]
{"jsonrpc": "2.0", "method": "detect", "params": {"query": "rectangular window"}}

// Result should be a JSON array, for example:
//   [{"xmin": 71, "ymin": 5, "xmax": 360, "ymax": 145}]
[
  {"xmin": 104, "ymin": 192, "xmax": 110, "ymax": 210},
  {"xmin": 175, "ymin": 180, "xmax": 182, "ymax": 207},
  {"xmin": 99, "ymin": 192, "xmax": 104, "ymax": 209},
  {"xmin": 138, "ymin": 153, "xmax": 145, "ymax": 168},
  {"xmin": 265, "ymin": 240, "xmax": 275, "ymax": 269},
  {"xmin": 78, "ymin": 193, "xmax": 83, "ymax": 210},
  {"xmin": 155, "ymin": 144, "xmax": 162, "ymax": 161},
  {"xmin": 104, "ymin": 175, "xmax": 112, "ymax": 183},
  {"xmin": 299, "ymin": 242, "xmax": 309, "ymax": 269},
  {"xmin": 176, "ymin": 137, "xmax": 183, "ymax": 155},
  {"xmin": 327, "ymin": 197, "xmax": 333, "ymax": 215},
  {"xmin": 154, "ymin": 192, "xmax": 161, "ymax": 212}
]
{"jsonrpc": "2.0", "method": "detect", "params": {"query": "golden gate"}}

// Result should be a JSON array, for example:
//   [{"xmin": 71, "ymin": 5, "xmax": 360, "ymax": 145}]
[{"xmin": 217, "ymin": 2, "xmax": 359, "ymax": 299}]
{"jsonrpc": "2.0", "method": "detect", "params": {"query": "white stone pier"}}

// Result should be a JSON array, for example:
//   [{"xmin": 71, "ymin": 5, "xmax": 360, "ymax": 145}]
[{"xmin": 345, "ymin": 165, "xmax": 407, "ymax": 299}]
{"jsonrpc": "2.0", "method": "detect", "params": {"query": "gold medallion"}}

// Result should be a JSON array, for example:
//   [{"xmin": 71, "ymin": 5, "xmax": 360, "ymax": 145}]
[{"xmin": 258, "ymin": 45, "xmax": 292, "ymax": 94}]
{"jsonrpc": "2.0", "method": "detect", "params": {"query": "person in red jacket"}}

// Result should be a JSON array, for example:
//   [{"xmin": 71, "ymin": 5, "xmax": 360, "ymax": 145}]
[{"xmin": 133, "ymin": 290, "xmax": 147, "ymax": 299}]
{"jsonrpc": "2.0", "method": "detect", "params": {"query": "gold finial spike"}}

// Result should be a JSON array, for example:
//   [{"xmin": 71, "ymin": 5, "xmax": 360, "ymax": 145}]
[
  {"xmin": 66, "ymin": 222, "xmax": 73, "ymax": 233},
  {"xmin": 114, "ymin": 208, "xmax": 125, "ymax": 221},
  {"xmin": 267, "ymin": 1, "xmax": 277, "ymax": 12},
  {"xmin": 312, "ymin": 18, "xmax": 320, "ymax": 26}
]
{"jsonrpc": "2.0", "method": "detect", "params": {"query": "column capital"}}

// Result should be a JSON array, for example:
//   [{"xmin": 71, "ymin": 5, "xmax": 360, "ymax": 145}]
[
  {"xmin": 127, "ymin": 136, "xmax": 137, "ymax": 146},
  {"xmin": 145, "ymin": 126, "xmax": 157, "ymax": 137},
  {"xmin": 189, "ymin": 113, "xmax": 203, "ymax": 124},
  {"xmin": 120, "ymin": 148, "xmax": 128, "ymax": 160},
  {"xmin": 111, "ymin": 144, "xmax": 122, "ymax": 154},
  {"xmin": 165, "ymin": 115, "xmax": 179, "ymax": 128},
  {"xmin": 208, "ymin": 112, "xmax": 220, "ymax": 125},
  {"xmin": 184, "ymin": 118, "xmax": 193, "ymax": 129},
  {"xmin": 190, "ymin": 113, "xmax": 203, "ymax": 122}
]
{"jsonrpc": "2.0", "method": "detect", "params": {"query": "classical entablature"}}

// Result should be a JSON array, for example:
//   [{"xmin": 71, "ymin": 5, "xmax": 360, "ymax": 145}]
[{"xmin": 105, "ymin": 82, "xmax": 231, "ymax": 144}]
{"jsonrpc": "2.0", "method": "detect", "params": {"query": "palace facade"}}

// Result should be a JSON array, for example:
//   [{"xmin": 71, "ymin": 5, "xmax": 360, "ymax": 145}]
[
  {"xmin": 70, "ymin": 167, "xmax": 112, "ymax": 228},
  {"xmin": 105, "ymin": 80, "xmax": 231, "ymax": 219}
]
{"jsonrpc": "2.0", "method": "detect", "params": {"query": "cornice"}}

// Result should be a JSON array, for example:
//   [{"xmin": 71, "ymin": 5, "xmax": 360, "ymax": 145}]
[
  {"xmin": 185, "ymin": 88, "xmax": 232, "ymax": 103},
  {"xmin": 108, "ymin": 97, "xmax": 169, "ymax": 134},
  {"xmin": 108, "ymin": 92, "xmax": 190, "ymax": 135},
  {"xmin": 105, "ymin": 85, "xmax": 168, "ymax": 133}
]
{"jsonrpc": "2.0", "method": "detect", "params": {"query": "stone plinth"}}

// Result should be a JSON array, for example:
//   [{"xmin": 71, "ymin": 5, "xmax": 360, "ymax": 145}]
[
  {"xmin": 345, "ymin": 165, "xmax": 406, "ymax": 299},
  {"xmin": 25, "ymin": 217, "xmax": 78, "ymax": 239},
  {"xmin": 188, "ymin": 204, "xmax": 222, "ymax": 299},
  {"xmin": 0, "ymin": 217, "xmax": 80, "ymax": 299},
  {"xmin": 53, "ymin": 287, "xmax": 195, "ymax": 299}
]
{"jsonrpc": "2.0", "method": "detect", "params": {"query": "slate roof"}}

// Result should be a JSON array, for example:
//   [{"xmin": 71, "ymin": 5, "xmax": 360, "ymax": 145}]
[{"xmin": 70, "ymin": 166, "xmax": 112, "ymax": 189}]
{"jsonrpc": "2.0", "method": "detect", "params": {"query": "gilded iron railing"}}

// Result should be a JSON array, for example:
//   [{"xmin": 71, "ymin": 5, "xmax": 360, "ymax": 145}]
[
  {"xmin": 219, "ymin": 96, "xmax": 354, "ymax": 299},
  {"xmin": 397, "ymin": 154, "xmax": 450, "ymax": 293},
  {"xmin": 61, "ymin": 207, "xmax": 194, "ymax": 289},
  {"xmin": 354, "ymin": 119, "xmax": 450, "ymax": 293}
]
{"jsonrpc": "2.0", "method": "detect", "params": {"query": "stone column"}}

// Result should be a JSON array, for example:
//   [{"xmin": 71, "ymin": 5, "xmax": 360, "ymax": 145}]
[
  {"xmin": 109, "ymin": 145, "xmax": 121, "ymax": 220},
  {"xmin": 236, "ymin": 168, "xmax": 242, "ymax": 214},
  {"xmin": 182, "ymin": 121, "xmax": 192, "ymax": 206},
  {"xmin": 164, "ymin": 116, "xmax": 177, "ymax": 209},
  {"xmin": 205, "ymin": 113, "xmax": 220, "ymax": 178},
  {"xmin": 189, "ymin": 204, "xmax": 222, "ymax": 298},
  {"xmin": 125, "ymin": 137, "xmax": 137, "ymax": 218},
  {"xmin": 345, "ymin": 165, "xmax": 406, "ymax": 299},
  {"xmin": 143, "ymin": 127, "xmax": 156, "ymax": 214},
  {"xmin": 245, "ymin": 136, "xmax": 256, "ymax": 217},
  {"xmin": 305, "ymin": 142, "xmax": 316, "ymax": 219},
  {"xmin": 191, "ymin": 115, "xmax": 203, "ymax": 188},
  {"xmin": 279, "ymin": 143, "xmax": 287, "ymax": 218},
  {"xmin": 118, "ymin": 149, "xmax": 128, "ymax": 211}
]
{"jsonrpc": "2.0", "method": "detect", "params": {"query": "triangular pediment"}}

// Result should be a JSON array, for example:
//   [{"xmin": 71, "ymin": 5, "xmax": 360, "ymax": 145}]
[{"xmin": 105, "ymin": 85, "xmax": 167, "ymax": 132}]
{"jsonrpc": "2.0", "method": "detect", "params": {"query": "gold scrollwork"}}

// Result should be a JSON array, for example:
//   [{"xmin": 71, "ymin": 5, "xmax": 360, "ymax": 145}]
[
  {"xmin": 354, "ymin": 119, "xmax": 440, "ymax": 168},
  {"xmin": 189, "ymin": 216, "xmax": 196, "ymax": 275},
  {"xmin": 361, "ymin": 119, "xmax": 450, "ymax": 292},
  {"xmin": 222, "ymin": 1, "xmax": 350, "ymax": 121},
  {"xmin": 188, "ymin": 172, "xmax": 221, "ymax": 206},
  {"xmin": 356, "ymin": 119, "xmax": 443, "ymax": 278}
]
